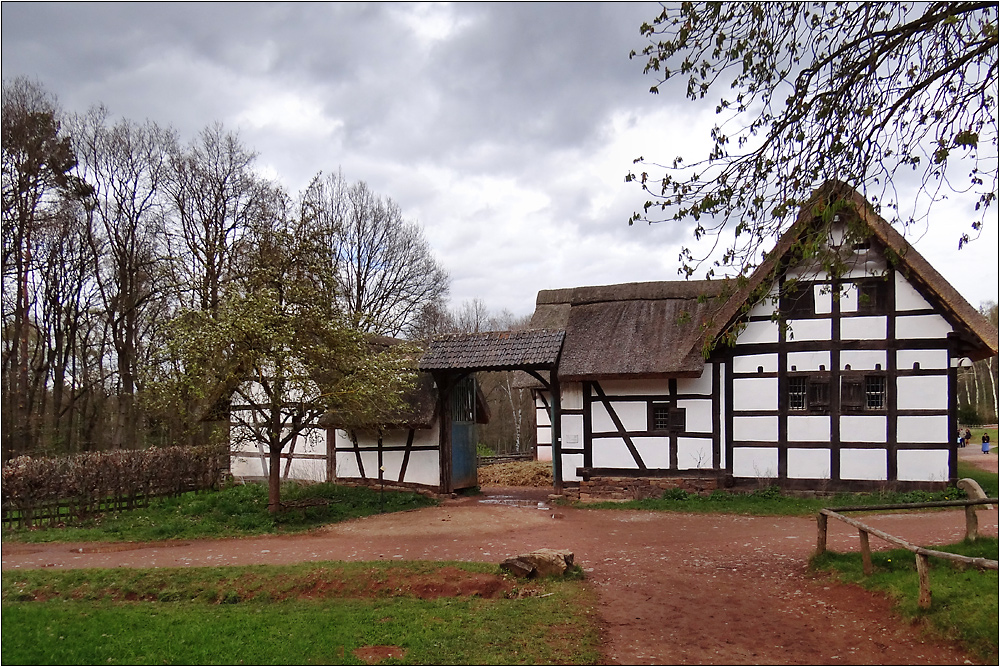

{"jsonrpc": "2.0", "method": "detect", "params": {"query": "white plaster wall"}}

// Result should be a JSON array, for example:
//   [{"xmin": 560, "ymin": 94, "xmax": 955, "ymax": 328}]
[
  {"xmin": 592, "ymin": 401, "xmax": 647, "ymax": 432},
  {"xmin": 537, "ymin": 444, "xmax": 553, "ymax": 462},
  {"xmin": 733, "ymin": 353, "xmax": 778, "ymax": 374},
  {"xmin": 403, "ymin": 450, "xmax": 441, "ymax": 487},
  {"xmin": 677, "ymin": 437, "xmax": 714, "ymax": 469},
  {"xmin": 839, "ymin": 283, "xmax": 858, "ymax": 313},
  {"xmin": 897, "ymin": 375, "xmax": 949, "ymax": 410},
  {"xmin": 536, "ymin": 395, "xmax": 551, "ymax": 426},
  {"xmin": 897, "ymin": 449, "xmax": 950, "ymax": 482},
  {"xmin": 733, "ymin": 416, "xmax": 778, "ymax": 442},
  {"xmin": 787, "ymin": 416, "xmax": 831, "ymax": 442},
  {"xmin": 677, "ymin": 398, "xmax": 713, "ymax": 433},
  {"xmin": 748, "ymin": 299, "xmax": 776, "ymax": 318},
  {"xmin": 841, "ymin": 350, "xmax": 886, "ymax": 371},
  {"xmin": 598, "ymin": 379, "xmax": 671, "ymax": 396},
  {"xmin": 677, "ymin": 366, "xmax": 714, "ymax": 395},
  {"xmin": 286, "ymin": 457, "xmax": 327, "ymax": 482},
  {"xmin": 840, "ymin": 415, "xmax": 886, "ymax": 443},
  {"xmin": 592, "ymin": 437, "xmax": 634, "ymax": 468},
  {"xmin": 732, "ymin": 378, "xmax": 777, "ymax": 411},
  {"xmin": 840, "ymin": 449, "xmax": 887, "ymax": 480},
  {"xmin": 732, "ymin": 447, "xmax": 778, "ymax": 478},
  {"xmin": 787, "ymin": 319, "xmax": 832, "ymax": 341},
  {"xmin": 841, "ymin": 316, "xmax": 887, "ymax": 340},
  {"xmin": 895, "ymin": 273, "xmax": 932, "ymax": 311},
  {"xmin": 562, "ymin": 453, "xmax": 583, "ymax": 482},
  {"xmin": 561, "ymin": 382, "xmax": 583, "ymax": 410},
  {"xmin": 632, "ymin": 437, "xmax": 672, "ymax": 468},
  {"xmin": 897, "ymin": 415, "xmax": 949, "ymax": 444},
  {"xmin": 896, "ymin": 314, "xmax": 952, "ymax": 339},
  {"xmin": 814, "ymin": 284, "xmax": 833, "ymax": 314},
  {"xmin": 537, "ymin": 425, "xmax": 552, "ymax": 446},
  {"xmin": 561, "ymin": 414, "xmax": 585, "ymax": 449},
  {"xmin": 739, "ymin": 320, "xmax": 779, "ymax": 344},
  {"xmin": 230, "ymin": 454, "xmax": 269, "ymax": 478},
  {"xmin": 787, "ymin": 448, "xmax": 831, "ymax": 479},
  {"xmin": 787, "ymin": 350, "xmax": 831, "ymax": 372},
  {"xmin": 336, "ymin": 450, "xmax": 361, "ymax": 478},
  {"xmin": 897, "ymin": 349, "xmax": 949, "ymax": 370}
]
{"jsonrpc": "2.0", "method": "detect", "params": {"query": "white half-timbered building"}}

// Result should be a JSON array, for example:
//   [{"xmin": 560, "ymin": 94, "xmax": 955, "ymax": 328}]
[{"xmin": 522, "ymin": 182, "xmax": 998, "ymax": 497}]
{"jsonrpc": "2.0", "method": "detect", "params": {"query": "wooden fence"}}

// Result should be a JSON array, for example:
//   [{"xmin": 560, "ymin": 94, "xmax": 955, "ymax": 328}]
[
  {"xmin": 1, "ymin": 480, "xmax": 219, "ymax": 529},
  {"xmin": 2, "ymin": 446, "xmax": 227, "ymax": 530},
  {"xmin": 816, "ymin": 498, "xmax": 999, "ymax": 609}
]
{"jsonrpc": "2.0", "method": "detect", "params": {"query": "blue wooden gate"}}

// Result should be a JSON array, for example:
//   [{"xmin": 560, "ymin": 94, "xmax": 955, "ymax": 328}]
[{"xmin": 450, "ymin": 376, "xmax": 478, "ymax": 490}]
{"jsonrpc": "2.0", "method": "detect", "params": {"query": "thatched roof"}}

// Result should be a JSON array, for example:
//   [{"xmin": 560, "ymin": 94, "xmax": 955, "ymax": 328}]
[
  {"xmin": 418, "ymin": 329, "xmax": 565, "ymax": 372},
  {"xmin": 521, "ymin": 181, "xmax": 997, "ymax": 381},
  {"xmin": 529, "ymin": 280, "xmax": 728, "ymax": 380},
  {"xmin": 703, "ymin": 180, "xmax": 998, "ymax": 361}
]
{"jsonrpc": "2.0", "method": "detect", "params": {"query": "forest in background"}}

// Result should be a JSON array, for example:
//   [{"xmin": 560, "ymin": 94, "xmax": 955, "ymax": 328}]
[{"xmin": 2, "ymin": 78, "xmax": 537, "ymax": 463}]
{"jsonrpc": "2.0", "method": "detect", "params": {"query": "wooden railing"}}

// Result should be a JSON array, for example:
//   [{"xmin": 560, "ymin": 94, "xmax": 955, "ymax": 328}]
[{"xmin": 815, "ymin": 498, "xmax": 999, "ymax": 609}]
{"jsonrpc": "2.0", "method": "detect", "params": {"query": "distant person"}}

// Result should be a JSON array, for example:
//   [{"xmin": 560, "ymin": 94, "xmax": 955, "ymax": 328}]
[
  {"xmin": 958, "ymin": 429, "xmax": 965, "ymax": 448},
  {"xmin": 983, "ymin": 432, "xmax": 991, "ymax": 455},
  {"xmin": 965, "ymin": 428, "xmax": 972, "ymax": 447}
]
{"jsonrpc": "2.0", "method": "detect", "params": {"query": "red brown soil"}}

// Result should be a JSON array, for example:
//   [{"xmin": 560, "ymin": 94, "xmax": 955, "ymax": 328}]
[{"xmin": 3, "ymin": 464, "xmax": 998, "ymax": 665}]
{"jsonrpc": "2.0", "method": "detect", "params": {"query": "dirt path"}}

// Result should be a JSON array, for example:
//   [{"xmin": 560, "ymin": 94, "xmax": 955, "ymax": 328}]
[{"xmin": 3, "ymin": 489, "xmax": 997, "ymax": 665}]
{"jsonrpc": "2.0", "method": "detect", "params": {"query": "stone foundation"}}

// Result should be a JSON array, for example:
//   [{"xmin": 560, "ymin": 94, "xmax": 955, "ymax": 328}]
[{"xmin": 566, "ymin": 474, "xmax": 720, "ymax": 502}]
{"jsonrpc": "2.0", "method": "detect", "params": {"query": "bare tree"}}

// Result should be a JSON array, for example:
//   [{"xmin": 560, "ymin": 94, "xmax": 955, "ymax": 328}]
[
  {"xmin": 71, "ymin": 107, "xmax": 176, "ymax": 449},
  {"xmin": 302, "ymin": 176, "xmax": 449, "ymax": 339},
  {"xmin": 165, "ymin": 123, "xmax": 279, "ymax": 316},
  {"xmin": 2, "ymin": 78, "xmax": 91, "ymax": 458}
]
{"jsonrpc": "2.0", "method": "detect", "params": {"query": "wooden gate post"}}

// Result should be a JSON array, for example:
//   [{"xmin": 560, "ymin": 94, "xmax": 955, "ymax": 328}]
[
  {"xmin": 859, "ymin": 529, "xmax": 873, "ymax": 576},
  {"xmin": 816, "ymin": 512, "xmax": 828, "ymax": 555},
  {"xmin": 915, "ymin": 553, "xmax": 932, "ymax": 609},
  {"xmin": 965, "ymin": 504, "xmax": 979, "ymax": 542}
]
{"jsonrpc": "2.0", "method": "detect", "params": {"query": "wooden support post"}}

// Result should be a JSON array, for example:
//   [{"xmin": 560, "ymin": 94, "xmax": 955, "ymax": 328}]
[
  {"xmin": 859, "ymin": 529, "xmax": 873, "ymax": 576},
  {"xmin": 965, "ymin": 504, "xmax": 979, "ymax": 542},
  {"xmin": 915, "ymin": 553, "xmax": 932, "ymax": 610},
  {"xmin": 816, "ymin": 512, "xmax": 828, "ymax": 555}
]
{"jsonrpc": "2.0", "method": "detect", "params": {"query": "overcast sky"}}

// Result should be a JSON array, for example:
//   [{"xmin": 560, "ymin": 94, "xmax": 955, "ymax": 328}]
[{"xmin": 3, "ymin": 2, "xmax": 997, "ymax": 318}]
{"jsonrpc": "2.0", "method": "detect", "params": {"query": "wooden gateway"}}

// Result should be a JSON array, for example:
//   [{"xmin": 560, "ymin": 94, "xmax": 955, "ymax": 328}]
[{"xmin": 522, "ymin": 182, "xmax": 997, "ymax": 498}]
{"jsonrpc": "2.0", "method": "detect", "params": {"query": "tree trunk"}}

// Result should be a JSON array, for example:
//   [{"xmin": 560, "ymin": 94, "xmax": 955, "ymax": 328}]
[{"xmin": 268, "ymin": 439, "xmax": 283, "ymax": 514}]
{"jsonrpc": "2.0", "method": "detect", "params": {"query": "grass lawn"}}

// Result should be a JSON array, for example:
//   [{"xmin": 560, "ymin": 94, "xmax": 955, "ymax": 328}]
[
  {"xmin": 812, "ymin": 538, "xmax": 999, "ymax": 664},
  {"xmin": 578, "ymin": 484, "xmax": 975, "ymax": 515},
  {"xmin": 3, "ymin": 482, "xmax": 437, "ymax": 544},
  {"xmin": 1, "ymin": 561, "xmax": 601, "ymax": 665}
]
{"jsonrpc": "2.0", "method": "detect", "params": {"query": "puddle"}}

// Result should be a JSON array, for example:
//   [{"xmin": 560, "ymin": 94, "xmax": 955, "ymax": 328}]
[{"xmin": 479, "ymin": 496, "xmax": 550, "ymax": 509}]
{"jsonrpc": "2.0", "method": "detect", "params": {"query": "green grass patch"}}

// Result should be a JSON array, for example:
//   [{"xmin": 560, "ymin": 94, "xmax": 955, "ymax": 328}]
[
  {"xmin": 1, "ymin": 562, "xmax": 601, "ymax": 665},
  {"xmin": 956, "ymin": 459, "xmax": 998, "ymax": 498},
  {"xmin": 812, "ymin": 538, "xmax": 998, "ymax": 664},
  {"xmin": 580, "ymin": 484, "xmax": 970, "ymax": 516},
  {"xmin": 3, "ymin": 482, "xmax": 436, "ymax": 544}
]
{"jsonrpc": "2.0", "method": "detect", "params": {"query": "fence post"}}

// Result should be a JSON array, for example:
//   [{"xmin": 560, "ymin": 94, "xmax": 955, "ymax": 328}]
[
  {"xmin": 859, "ymin": 529, "xmax": 873, "ymax": 576},
  {"xmin": 816, "ymin": 512, "xmax": 828, "ymax": 555},
  {"xmin": 965, "ymin": 504, "xmax": 979, "ymax": 542},
  {"xmin": 915, "ymin": 553, "xmax": 932, "ymax": 609}
]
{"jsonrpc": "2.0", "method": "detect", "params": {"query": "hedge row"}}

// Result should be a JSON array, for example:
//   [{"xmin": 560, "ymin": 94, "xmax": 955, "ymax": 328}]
[{"xmin": 2, "ymin": 445, "xmax": 227, "ymax": 527}]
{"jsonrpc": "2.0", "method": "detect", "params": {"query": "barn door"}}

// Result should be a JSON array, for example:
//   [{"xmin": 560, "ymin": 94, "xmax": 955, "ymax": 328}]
[{"xmin": 450, "ymin": 375, "xmax": 479, "ymax": 490}]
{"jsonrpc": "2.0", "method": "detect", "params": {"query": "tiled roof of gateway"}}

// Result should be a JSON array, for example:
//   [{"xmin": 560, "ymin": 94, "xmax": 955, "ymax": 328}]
[{"xmin": 419, "ymin": 329, "xmax": 565, "ymax": 371}]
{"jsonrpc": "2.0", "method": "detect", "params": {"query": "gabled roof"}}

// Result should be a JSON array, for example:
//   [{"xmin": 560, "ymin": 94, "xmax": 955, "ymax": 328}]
[
  {"xmin": 703, "ymin": 180, "xmax": 998, "ymax": 361},
  {"xmin": 523, "ymin": 181, "xmax": 997, "ymax": 380},
  {"xmin": 418, "ymin": 329, "xmax": 565, "ymax": 372},
  {"xmin": 529, "ymin": 281, "xmax": 728, "ymax": 380}
]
